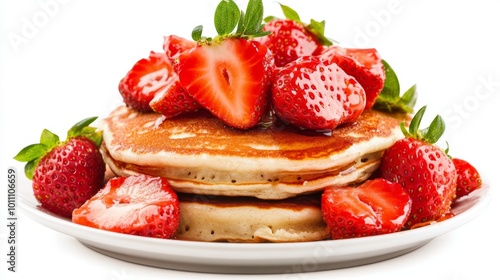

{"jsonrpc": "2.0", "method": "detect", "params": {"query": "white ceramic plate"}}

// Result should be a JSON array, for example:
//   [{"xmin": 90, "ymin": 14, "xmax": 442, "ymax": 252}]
[{"xmin": 19, "ymin": 176, "xmax": 490, "ymax": 274}]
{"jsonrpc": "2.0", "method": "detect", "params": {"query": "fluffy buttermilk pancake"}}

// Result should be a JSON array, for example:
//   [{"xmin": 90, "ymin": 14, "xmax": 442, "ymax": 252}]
[
  {"xmin": 101, "ymin": 106, "xmax": 406, "ymax": 199},
  {"xmin": 176, "ymin": 193, "xmax": 329, "ymax": 242}
]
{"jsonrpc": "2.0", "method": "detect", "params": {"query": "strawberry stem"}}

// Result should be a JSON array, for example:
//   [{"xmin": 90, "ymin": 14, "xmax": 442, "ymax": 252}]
[
  {"xmin": 401, "ymin": 106, "xmax": 446, "ymax": 144},
  {"xmin": 264, "ymin": 3, "xmax": 333, "ymax": 46},
  {"xmin": 13, "ymin": 116, "xmax": 102, "ymax": 179},
  {"xmin": 193, "ymin": 0, "xmax": 270, "ymax": 44},
  {"xmin": 373, "ymin": 60, "xmax": 417, "ymax": 113}
]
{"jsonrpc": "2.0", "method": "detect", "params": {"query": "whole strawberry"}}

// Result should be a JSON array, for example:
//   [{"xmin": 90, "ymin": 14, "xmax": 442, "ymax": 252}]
[
  {"xmin": 254, "ymin": 3, "xmax": 332, "ymax": 67},
  {"xmin": 379, "ymin": 106, "xmax": 457, "ymax": 229},
  {"xmin": 176, "ymin": 0, "xmax": 274, "ymax": 130},
  {"xmin": 452, "ymin": 158, "xmax": 482, "ymax": 199},
  {"xmin": 272, "ymin": 55, "xmax": 366, "ymax": 130},
  {"xmin": 14, "ymin": 117, "xmax": 105, "ymax": 218}
]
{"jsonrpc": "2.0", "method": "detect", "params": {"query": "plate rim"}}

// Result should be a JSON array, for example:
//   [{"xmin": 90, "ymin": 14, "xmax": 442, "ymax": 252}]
[{"xmin": 18, "ymin": 175, "xmax": 491, "ymax": 273}]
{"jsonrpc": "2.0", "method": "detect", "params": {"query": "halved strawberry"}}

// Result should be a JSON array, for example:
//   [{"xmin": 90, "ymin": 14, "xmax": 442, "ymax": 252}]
[
  {"xmin": 149, "ymin": 77, "xmax": 203, "ymax": 118},
  {"xmin": 163, "ymin": 35, "xmax": 197, "ymax": 62},
  {"xmin": 452, "ymin": 158, "xmax": 482, "ymax": 199},
  {"xmin": 118, "ymin": 51, "xmax": 176, "ymax": 112},
  {"xmin": 322, "ymin": 178, "xmax": 412, "ymax": 239},
  {"xmin": 321, "ymin": 46, "xmax": 385, "ymax": 110},
  {"xmin": 72, "ymin": 175, "xmax": 180, "ymax": 239},
  {"xmin": 271, "ymin": 55, "xmax": 366, "ymax": 130},
  {"xmin": 176, "ymin": 0, "xmax": 274, "ymax": 130},
  {"xmin": 177, "ymin": 39, "xmax": 273, "ymax": 129}
]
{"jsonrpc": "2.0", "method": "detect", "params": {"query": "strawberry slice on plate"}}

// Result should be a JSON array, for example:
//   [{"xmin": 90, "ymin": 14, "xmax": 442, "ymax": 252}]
[
  {"xmin": 322, "ymin": 178, "xmax": 412, "ymax": 239},
  {"xmin": 118, "ymin": 51, "xmax": 176, "ymax": 112},
  {"xmin": 72, "ymin": 175, "xmax": 180, "ymax": 239},
  {"xmin": 452, "ymin": 158, "xmax": 482, "ymax": 200}
]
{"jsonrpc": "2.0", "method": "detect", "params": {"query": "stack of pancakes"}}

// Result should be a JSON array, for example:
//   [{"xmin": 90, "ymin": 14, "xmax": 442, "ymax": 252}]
[{"xmin": 101, "ymin": 106, "xmax": 406, "ymax": 242}]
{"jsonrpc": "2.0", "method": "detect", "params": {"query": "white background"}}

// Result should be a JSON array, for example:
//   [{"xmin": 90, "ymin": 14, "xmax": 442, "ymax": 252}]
[{"xmin": 1, "ymin": 0, "xmax": 499, "ymax": 279}]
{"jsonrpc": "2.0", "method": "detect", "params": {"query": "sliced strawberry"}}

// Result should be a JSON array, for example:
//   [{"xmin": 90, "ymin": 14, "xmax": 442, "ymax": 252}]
[
  {"xmin": 322, "ymin": 178, "xmax": 412, "ymax": 239},
  {"xmin": 271, "ymin": 55, "xmax": 366, "ymax": 130},
  {"xmin": 452, "ymin": 158, "xmax": 482, "ymax": 199},
  {"xmin": 322, "ymin": 46, "xmax": 385, "ymax": 110},
  {"xmin": 163, "ymin": 35, "xmax": 197, "ymax": 62},
  {"xmin": 149, "ymin": 76, "xmax": 203, "ymax": 118},
  {"xmin": 118, "ymin": 51, "xmax": 176, "ymax": 112},
  {"xmin": 176, "ymin": 38, "xmax": 273, "ymax": 130},
  {"xmin": 72, "ymin": 175, "xmax": 180, "ymax": 239}
]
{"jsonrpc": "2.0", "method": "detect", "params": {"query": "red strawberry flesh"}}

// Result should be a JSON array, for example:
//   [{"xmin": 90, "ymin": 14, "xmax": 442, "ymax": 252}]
[
  {"xmin": 72, "ymin": 175, "xmax": 180, "ymax": 239},
  {"xmin": 322, "ymin": 178, "xmax": 411, "ymax": 239},
  {"xmin": 177, "ymin": 38, "xmax": 273, "ymax": 129}
]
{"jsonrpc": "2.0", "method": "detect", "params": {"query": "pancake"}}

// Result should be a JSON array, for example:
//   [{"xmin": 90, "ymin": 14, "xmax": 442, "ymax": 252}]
[
  {"xmin": 176, "ymin": 193, "xmax": 328, "ymax": 242},
  {"xmin": 101, "ymin": 105, "xmax": 406, "ymax": 199}
]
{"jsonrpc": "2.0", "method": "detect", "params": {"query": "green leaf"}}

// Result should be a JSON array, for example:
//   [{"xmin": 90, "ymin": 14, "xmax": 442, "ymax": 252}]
[
  {"xmin": 67, "ymin": 116, "xmax": 98, "ymax": 139},
  {"xmin": 236, "ymin": 10, "xmax": 246, "ymax": 34},
  {"xmin": 308, "ymin": 19, "xmax": 333, "ymax": 46},
  {"xmin": 400, "ymin": 84, "xmax": 418, "ymax": 112},
  {"xmin": 192, "ymin": 25, "xmax": 203, "ymax": 41},
  {"xmin": 39, "ymin": 128, "xmax": 59, "ymax": 148},
  {"xmin": 242, "ymin": 0, "xmax": 264, "ymax": 35},
  {"xmin": 402, "ymin": 105, "xmax": 447, "ymax": 144},
  {"xmin": 13, "ymin": 143, "xmax": 48, "ymax": 162},
  {"xmin": 380, "ymin": 60, "xmax": 400, "ymax": 101},
  {"xmin": 423, "ymin": 115, "xmax": 445, "ymax": 144},
  {"xmin": 87, "ymin": 130, "xmax": 103, "ymax": 148},
  {"xmin": 214, "ymin": 0, "xmax": 240, "ymax": 35},
  {"xmin": 24, "ymin": 159, "xmax": 39, "ymax": 180},
  {"xmin": 279, "ymin": 3, "xmax": 301, "ymax": 22},
  {"xmin": 373, "ymin": 60, "xmax": 416, "ymax": 114},
  {"xmin": 263, "ymin": 15, "xmax": 277, "ymax": 23},
  {"xmin": 409, "ymin": 105, "xmax": 426, "ymax": 136}
]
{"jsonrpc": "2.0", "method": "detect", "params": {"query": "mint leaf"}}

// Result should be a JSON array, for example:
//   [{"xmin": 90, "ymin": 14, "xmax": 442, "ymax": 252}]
[
  {"xmin": 243, "ymin": 0, "xmax": 264, "ymax": 35},
  {"xmin": 192, "ymin": 25, "xmax": 203, "ymax": 41},
  {"xmin": 215, "ymin": 0, "xmax": 240, "ymax": 35}
]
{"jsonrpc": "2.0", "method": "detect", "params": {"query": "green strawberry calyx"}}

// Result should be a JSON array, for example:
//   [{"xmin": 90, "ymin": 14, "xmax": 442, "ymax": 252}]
[
  {"xmin": 191, "ymin": 0, "xmax": 270, "ymax": 44},
  {"xmin": 401, "ymin": 105, "xmax": 445, "ymax": 144},
  {"xmin": 13, "ymin": 116, "xmax": 102, "ymax": 180},
  {"xmin": 373, "ymin": 60, "xmax": 418, "ymax": 114},
  {"xmin": 264, "ymin": 3, "xmax": 334, "ymax": 46}
]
